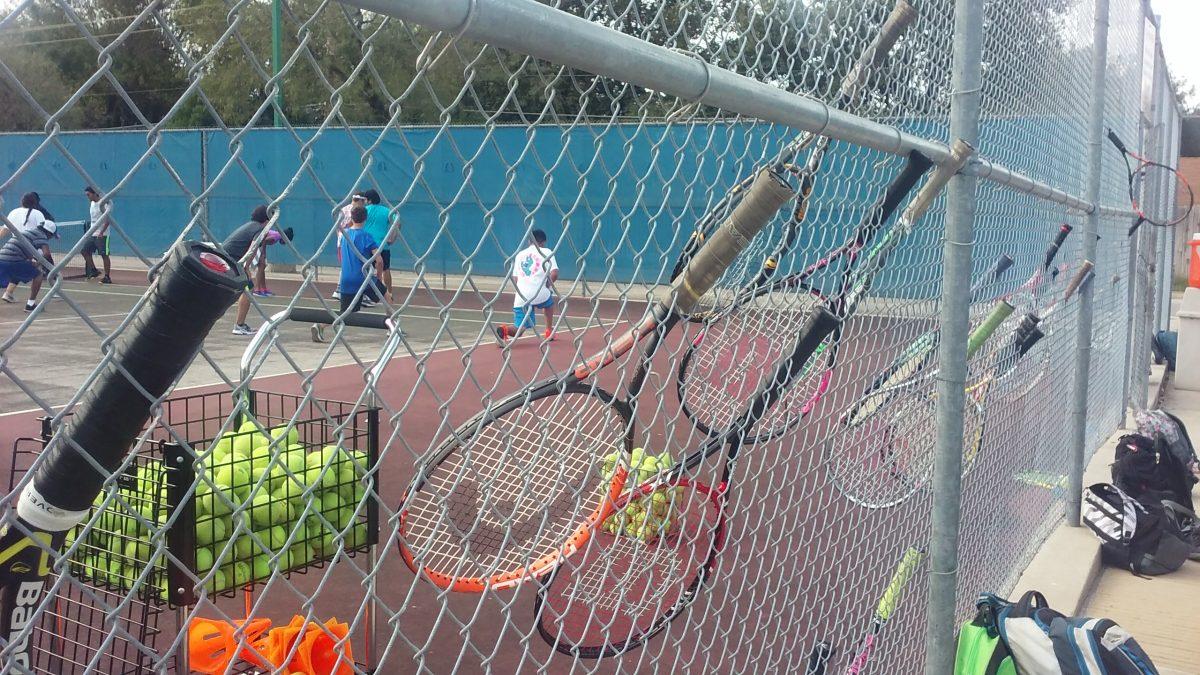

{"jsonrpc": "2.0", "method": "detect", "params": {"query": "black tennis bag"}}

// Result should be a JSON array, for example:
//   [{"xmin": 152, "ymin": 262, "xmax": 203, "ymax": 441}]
[
  {"xmin": 1111, "ymin": 433, "xmax": 1193, "ymax": 510},
  {"xmin": 1082, "ymin": 483, "xmax": 1194, "ymax": 576}
]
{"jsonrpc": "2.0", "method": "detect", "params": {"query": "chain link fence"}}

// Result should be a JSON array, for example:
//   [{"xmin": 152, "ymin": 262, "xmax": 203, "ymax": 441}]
[{"xmin": 0, "ymin": 0, "xmax": 1183, "ymax": 672}]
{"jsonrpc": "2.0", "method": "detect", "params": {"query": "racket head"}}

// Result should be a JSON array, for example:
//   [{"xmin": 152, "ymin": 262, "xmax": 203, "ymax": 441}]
[
  {"xmin": 398, "ymin": 382, "xmax": 633, "ymax": 591},
  {"xmin": 534, "ymin": 476, "xmax": 725, "ymax": 658},
  {"xmin": 676, "ymin": 278, "xmax": 836, "ymax": 443},
  {"xmin": 827, "ymin": 381, "xmax": 984, "ymax": 509}
]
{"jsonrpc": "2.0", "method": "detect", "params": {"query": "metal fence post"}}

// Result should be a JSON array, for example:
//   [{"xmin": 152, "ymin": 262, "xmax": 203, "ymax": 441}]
[
  {"xmin": 1068, "ymin": 0, "xmax": 1111, "ymax": 527},
  {"xmin": 924, "ymin": 0, "xmax": 984, "ymax": 669}
]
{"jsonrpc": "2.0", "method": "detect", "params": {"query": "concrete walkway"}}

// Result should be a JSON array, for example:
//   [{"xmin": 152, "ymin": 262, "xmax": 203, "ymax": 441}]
[{"xmin": 1081, "ymin": 384, "xmax": 1200, "ymax": 675}]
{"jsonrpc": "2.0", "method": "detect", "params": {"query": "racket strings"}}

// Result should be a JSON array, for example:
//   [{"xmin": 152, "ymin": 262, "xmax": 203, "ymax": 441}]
[
  {"xmin": 403, "ymin": 392, "xmax": 627, "ymax": 579},
  {"xmin": 540, "ymin": 484, "xmax": 721, "ymax": 650},
  {"xmin": 681, "ymin": 288, "xmax": 827, "ymax": 437}
]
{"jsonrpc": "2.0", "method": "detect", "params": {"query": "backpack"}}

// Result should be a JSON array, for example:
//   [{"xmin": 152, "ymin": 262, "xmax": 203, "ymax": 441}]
[
  {"xmin": 1082, "ymin": 483, "xmax": 1194, "ymax": 575},
  {"xmin": 954, "ymin": 595, "xmax": 1017, "ymax": 675},
  {"xmin": 989, "ymin": 590, "xmax": 1159, "ymax": 674},
  {"xmin": 1110, "ymin": 433, "xmax": 1193, "ymax": 510},
  {"xmin": 1134, "ymin": 409, "xmax": 1199, "ymax": 488}
]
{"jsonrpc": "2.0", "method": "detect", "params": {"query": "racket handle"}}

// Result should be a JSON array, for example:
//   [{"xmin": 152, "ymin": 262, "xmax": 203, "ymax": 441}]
[
  {"xmin": 24, "ymin": 242, "xmax": 245, "ymax": 523},
  {"xmin": 672, "ymin": 169, "xmax": 794, "ymax": 313},
  {"xmin": 742, "ymin": 306, "xmax": 839, "ymax": 428},
  {"xmin": 835, "ymin": 0, "xmax": 917, "ymax": 104},
  {"xmin": 876, "ymin": 547, "xmax": 923, "ymax": 621},
  {"xmin": 1107, "ymin": 128, "xmax": 1129, "ymax": 154},
  {"xmin": 965, "ymin": 300, "xmax": 1014, "ymax": 358},
  {"xmin": 804, "ymin": 641, "xmax": 835, "ymax": 675},
  {"xmin": 899, "ymin": 139, "xmax": 974, "ymax": 225},
  {"xmin": 1063, "ymin": 260, "xmax": 1094, "ymax": 301},
  {"xmin": 1043, "ymin": 223, "xmax": 1072, "ymax": 270},
  {"xmin": 991, "ymin": 253, "xmax": 1015, "ymax": 281}
]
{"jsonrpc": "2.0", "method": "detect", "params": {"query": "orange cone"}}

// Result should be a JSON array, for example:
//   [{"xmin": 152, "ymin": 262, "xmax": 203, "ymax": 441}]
[
  {"xmin": 293, "ymin": 618, "xmax": 354, "ymax": 675},
  {"xmin": 187, "ymin": 617, "xmax": 271, "ymax": 675}
]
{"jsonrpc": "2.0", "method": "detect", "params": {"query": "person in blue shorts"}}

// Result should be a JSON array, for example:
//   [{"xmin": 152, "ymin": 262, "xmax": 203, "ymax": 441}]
[
  {"xmin": 494, "ymin": 229, "xmax": 559, "ymax": 345},
  {"xmin": 340, "ymin": 205, "xmax": 385, "ymax": 313}
]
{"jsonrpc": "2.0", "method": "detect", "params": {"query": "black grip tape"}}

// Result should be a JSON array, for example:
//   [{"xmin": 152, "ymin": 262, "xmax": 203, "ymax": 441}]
[
  {"xmin": 993, "ymin": 254, "xmax": 1015, "ymax": 279},
  {"xmin": 1043, "ymin": 224, "xmax": 1072, "ymax": 270},
  {"xmin": 290, "ymin": 307, "xmax": 390, "ymax": 330},
  {"xmin": 742, "ymin": 306, "xmax": 840, "ymax": 427},
  {"xmin": 32, "ymin": 241, "xmax": 245, "ymax": 512}
]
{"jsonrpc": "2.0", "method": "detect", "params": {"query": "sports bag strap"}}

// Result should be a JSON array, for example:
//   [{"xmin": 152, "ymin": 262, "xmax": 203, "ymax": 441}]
[{"xmin": 1009, "ymin": 590, "xmax": 1049, "ymax": 618}]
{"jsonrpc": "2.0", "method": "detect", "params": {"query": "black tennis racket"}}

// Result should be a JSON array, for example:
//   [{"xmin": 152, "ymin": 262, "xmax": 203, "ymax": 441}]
[
  {"xmin": 1107, "ymin": 128, "xmax": 1193, "ymax": 236},
  {"xmin": 0, "ymin": 242, "xmax": 245, "ymax": 669},
  {"xmin": 396, "ymin": 169, "xmax": 795, "ymax": 593},
  {"xmin": 668, "ymin": 0, "xmax": 917, "ymax": 317},
  {"xmin": 534, "ymin": 142, "xmax": 973, "ymax": 659}
]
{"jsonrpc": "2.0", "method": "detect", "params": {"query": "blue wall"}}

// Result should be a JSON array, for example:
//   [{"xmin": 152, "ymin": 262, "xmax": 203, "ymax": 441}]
[{"xmin": 0, "ymin": 121, "xmax": 1080, "ymax": 296}]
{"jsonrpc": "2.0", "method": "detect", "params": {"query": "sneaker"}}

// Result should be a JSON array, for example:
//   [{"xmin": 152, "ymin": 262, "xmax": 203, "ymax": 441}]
[
  {"xmin": 251, "ymin": 288, "xmax": 273, "ymax": 297},
  {"xmin": 231, "ymin": 323, "xmax": 256, "ymax": 336},
  {"xmin": 100, "ymin": 276, "xmax": 112, "ymax": 284},
  {"xmin": 331, "ymin": 290, "xmax": 341, "ymax": 300},
  {"xmin": 24, "ymin": 301, "xmax": 36, "ymax": 312},
  {"xmin": 360, "ymin": 298, "xmax": 377, "ymax": 308},
  {"xmin": 494, "ymin": 325, "xmax": 510, "ymax": 344},
  {"xmin": 543, "ymin": 330, "xmax": 555, "ymax": 341},
  {"xmin": 85, "ymin": 269, "xmax": 100, "ymax": 279},
  {"xmin": 1, "ymin": 294, "xmax": 13, "ymax": 304}
]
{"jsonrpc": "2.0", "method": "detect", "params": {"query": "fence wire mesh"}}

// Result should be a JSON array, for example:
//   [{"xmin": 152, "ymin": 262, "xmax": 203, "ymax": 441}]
[{"xmin": 0, "ymin": 0, "xmax": 1184, "ymax": 672}]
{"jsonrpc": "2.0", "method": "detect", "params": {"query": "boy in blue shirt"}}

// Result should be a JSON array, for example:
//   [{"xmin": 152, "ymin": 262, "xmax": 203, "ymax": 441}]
[{"xmin": 340, "ymin": 205, "xmax": 384, "ymax": 313}]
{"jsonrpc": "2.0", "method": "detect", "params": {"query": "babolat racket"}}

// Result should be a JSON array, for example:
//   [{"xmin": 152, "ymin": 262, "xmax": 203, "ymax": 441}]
[
  {"xmin": 668, "ymin": 0, "xmax": 917, "ymax": 317},
  {"xmin": 397, "ymin": 169, "xmax": 795, "ymax": 592},
  {"xmin": 805, "ymin": 547, "xmax": 924, "ymax": 674},
  {"xmin": 534, "ymin": 142, "xmax": 972, "ymax": 658},
  {"xmin": 0, "ymin": 242, "xmax": 245, "ymax": 668},
  {"xmin": 1107, "ymin": 128, "xmax": 1193, "ymax": 236}
]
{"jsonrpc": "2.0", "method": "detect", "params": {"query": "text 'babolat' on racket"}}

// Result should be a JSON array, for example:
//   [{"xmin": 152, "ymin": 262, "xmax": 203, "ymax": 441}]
[
  {"xmin": 533, "ymin": 141, "xmax": 974, "ymax": 659},
  {"xmin": 0, "ymin": 242, "xmax": 244, "ymax": 670},
  {"xmin": 396, "ymin": 169, "xmax": 795, "ymax": 593}
]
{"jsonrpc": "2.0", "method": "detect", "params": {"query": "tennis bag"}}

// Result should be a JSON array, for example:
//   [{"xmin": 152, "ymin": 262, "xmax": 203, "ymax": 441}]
[
  {"xmin": 1110, "ymin": 433, "xmax": 1193, "ymax": 510},
  {"xmin": 1134, "ymin": 409, "xmax": 1198, "ymax": 490},
  {"xmin": 954, "ymin": 594, "xmax": 1017, "ymax": 675},
  {"xmin": 989, "ymin": 591, "xmax": 1159, "ymax": 675},
  {"xmin": 1082, "ymin": 483, "xmax": 1194, "ymax": 575}
]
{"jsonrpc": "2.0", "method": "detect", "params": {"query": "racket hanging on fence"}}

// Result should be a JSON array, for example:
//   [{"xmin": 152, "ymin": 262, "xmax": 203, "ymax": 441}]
[
  {"xmin": 534, "ymin": 141, "xmax": 972, "ymax": 659},
  {"xmin": 1107, "ymin": 128, "xmax": 1193, "ymax": 236}
]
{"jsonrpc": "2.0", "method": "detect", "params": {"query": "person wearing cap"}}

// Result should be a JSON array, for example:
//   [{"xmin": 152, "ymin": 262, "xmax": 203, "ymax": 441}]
[
  {"xmin": 222, "ymin": 205, "xmax": 284, "ymax": 336},
  {"xmin": 0, "ymin": 214, "xmax": 57, "ymax": 312},
  {"xmin": 331, "ymin": 193, "xmax": 367, "ymax": 302},
  {"xmin": 81, "ymin": 186, "xmax": 113, "ymax": 283}
]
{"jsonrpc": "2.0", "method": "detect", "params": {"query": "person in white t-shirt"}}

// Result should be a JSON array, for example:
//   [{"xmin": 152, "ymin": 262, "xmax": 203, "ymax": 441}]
[
  {"xmin": 494, "ymin": 229, "xmax": 559, "ymax": 344},
  {"xmin": 81, "ymin": 186, "xmax": 113, "ymax": 283},
  {"xmin": 3, "ymin": 192, "xmax": 47, "ymax": 239}
]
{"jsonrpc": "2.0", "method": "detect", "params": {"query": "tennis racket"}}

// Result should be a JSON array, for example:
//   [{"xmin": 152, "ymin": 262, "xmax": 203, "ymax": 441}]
[
  {"xmin": 396, "ymin": 169, "xmax": 795, "ymax": 593},
  {"xmin": 840, "ymin": 222, "xmax": 1070, "ymax": 429},
  {"xmin": 805, "ymin": 547, "xmax": 924, "ymax": 674},
  {"xmin": 534, "ymin": 142, "xmax": 972, "ymax": 658},
  {"xmin": 828, "ymin": 260, "xmax": 1093, "ymax": 510},
  {"xmin": 1107, "ymin": 128, "xmax": 1193, "ymax": 236},
  {"xmin": 0, "ymin": 242, "xmax": 245, "ymax": 669},
  {"xmin": 668, "ymin": 0, "xmax": 917, "ymax": 317}
]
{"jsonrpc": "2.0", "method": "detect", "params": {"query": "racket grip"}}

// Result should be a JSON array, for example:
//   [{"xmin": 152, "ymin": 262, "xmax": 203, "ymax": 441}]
[
  {"xmin": 804, "ymin": 641, "xmax": 835, "ymax": 675},
  {"xmin": 672, "ymin": 169, "xmax": 794, "ymax": 313},
  {"xmin": 23, "ymin": 242, "xmax": 245, "ymax": 526},
  {"xmin": 744, "ymin": 306, "xmax": 839, "ymax": 425},
  {"xmin": 1043, "ymin": 223, "xmax": 1072, "ymax": 270},
  {"xmin": 992, "ymin": 253, "xmax": 1014, "ymax": 280},
  {"xmin": 1063, "ymin": 260, "xmax": 1094, "ymax": 301},
  {"xmin": 965, "ymin": 300, "xmax": 1014, "ymax": 358},
  {"xmin": 836, "ymin": 0, "xmax": 917, "ymax": 102},
  {"xmin": 1107, "ymin": 128, "xmax": 1128, "ymax": 154},
  {"xmin": 900, "ymin": 139, "xmax": 974, "ymax": 225},
  {"xmin": 876, "ymin": 547, "xmax": 922, "ymax": 621}
]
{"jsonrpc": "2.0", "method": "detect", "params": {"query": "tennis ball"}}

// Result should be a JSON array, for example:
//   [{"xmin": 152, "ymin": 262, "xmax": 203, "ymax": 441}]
[
  {"xmin": 251, "ymin": 554, "xmax": 272, "ymax": 580},
  {"xmin": 195, "ymin": 516, "xmax": 227, "ymax": 547},
  {"xmin": 195, "ymin": 547, "xmax": 214, "ymax": 573},
  {"xmin": 259, "ymin": 526, "xmax": 287, "ymax": 552},
  {"xmin": 304, "ymin": 451, "xmax": 340, "ymax": 491},
  {"xmin": 231, "ymin": 432, "xmax": 256, "ymax": 457},
  {"xmin": 271, "ymin": 482, "xmax": 304, "ymax": 511},
  {"xmin": 226, "ymin": 561, "xmax": 252, "ymax": 587},
  {"xmin": 270, "ymin": 425, "xmax": 301, "ymax": 447},
  {"xmin": 196, "ymin": 487, "xmax": 233, "ymax": 519},
  {"xmin": 346, "ymin": 523, "xmax": 368, "ymax": 549},
  {"xmin": 232, "ymin": 533, "xmax": 254, "ymax": 560},
  {"xmin": 286, "ymin": 542, "xmax": 312, "ymax": 570},
  {"xmin": 124, "ymin": 539, "xmax": 152, "ymax": 564},
  {"xmin": 319, "ymin": 493, "xmax": 347, "ymax": 529},
  {"xmin": 248, "ymin": 492, "xmax": 277, "ymax": 529},
  {"xmin": 205, "ymin": 569, "xmax": 227, "ymax": 594}
]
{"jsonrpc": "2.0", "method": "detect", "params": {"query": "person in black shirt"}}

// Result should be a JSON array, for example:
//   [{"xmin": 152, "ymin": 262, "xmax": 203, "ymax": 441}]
[{"xmin": 223, "ymin": 205, "xmax": 278, "ymax": 336}]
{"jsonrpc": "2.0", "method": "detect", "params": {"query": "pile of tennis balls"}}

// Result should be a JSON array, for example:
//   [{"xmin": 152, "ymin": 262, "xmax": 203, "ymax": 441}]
[
  {"xmin": 73, "ymin": 420, "xmax": 371, "ymax": 598},
  {"xmin": 68, "ymin": 474, "xmax": 171, "ymax": 594},
  {"xmin": 598, "ymin": 447, "xmax": 681, "ymax": 542}
]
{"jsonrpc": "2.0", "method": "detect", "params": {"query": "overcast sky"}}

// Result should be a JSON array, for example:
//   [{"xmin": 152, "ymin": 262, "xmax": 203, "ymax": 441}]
[{"xmin": 1153, "ymin": 0, "xmax": 1199, "ymax": 107}]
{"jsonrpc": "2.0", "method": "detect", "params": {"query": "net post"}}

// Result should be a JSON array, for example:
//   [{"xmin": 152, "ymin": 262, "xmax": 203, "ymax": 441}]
[
  {"xmin": 923, "ymin": 0, "xmax": 985, "ymax": 671},
  {"xmin": 1067, "ymin": 0, "xmax": 1111, "ymax": 528}
]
